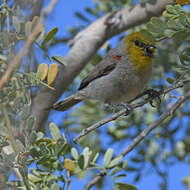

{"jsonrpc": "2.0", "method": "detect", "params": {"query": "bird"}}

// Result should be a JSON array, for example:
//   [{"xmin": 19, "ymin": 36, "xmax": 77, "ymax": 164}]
[{"xmin": 53, "ymin": 32, "xmax": 156, "ymax": 112}]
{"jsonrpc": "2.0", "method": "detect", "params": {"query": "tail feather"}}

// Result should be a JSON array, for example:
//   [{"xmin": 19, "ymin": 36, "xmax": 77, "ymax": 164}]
[{"xmin": 53, "ymin": 94, "xmax": 83, "ymax": 111}]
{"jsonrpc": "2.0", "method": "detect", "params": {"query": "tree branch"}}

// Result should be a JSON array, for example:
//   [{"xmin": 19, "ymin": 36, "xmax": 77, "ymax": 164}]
[
  {"xmin": 84, "ymin": 172, "xmax": 107, "ymax": 190},
  {"xmin": 74, "ymin": 77, "xmax": 190, "ymax": 143},
  {"xmin": 84, "ymin": 87, "xmax": 190, "ymax": 190},
  {"xmin": 120, "ymin": 90, "xmax": 190, "ymax": 156},
  {"xmin": 31, "ymin": 0, "xmax": 174, "ymax": 129}
]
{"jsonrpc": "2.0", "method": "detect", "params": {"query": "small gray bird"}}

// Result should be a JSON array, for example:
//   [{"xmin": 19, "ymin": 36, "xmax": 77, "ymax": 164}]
[{"xmin": 53, "ymin": 32, "xmax": 155, "ymax": 111}]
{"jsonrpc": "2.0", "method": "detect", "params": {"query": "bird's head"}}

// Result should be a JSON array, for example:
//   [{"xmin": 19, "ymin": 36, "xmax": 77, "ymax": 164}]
[{"xmin": 125, "ymin": 32, "xmax": 156, "ymax": 73}]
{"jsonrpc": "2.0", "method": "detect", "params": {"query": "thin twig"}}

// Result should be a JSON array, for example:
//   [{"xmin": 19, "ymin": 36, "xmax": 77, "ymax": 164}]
[
  {"xmin": 1, "ymin": 104, "xmax": 18, "ymax": 154},
  {"xmin": 73, "ymin": 77, "xmax": 190, "ymax": 143},
  {"xmin": 66, "ymin": 171, "xmax": 71, "ymax": 190},
  {"xmin": 120, "ymin": 91, "xmax": 190, "ymax": 156},
  {"xmin": 0, "ymin": 0, "xmax": 58, "ymax": 89},
  {"xmin": 1, "ymin": 104, "xmax": 23, "ymax": 181},
  {"xmin": 84, "ymin": 89, "xmax": 190, "ymax": 190},
  {"xmin": 84, "ymin": 172, "xmax": 107, "ymax": 190}
]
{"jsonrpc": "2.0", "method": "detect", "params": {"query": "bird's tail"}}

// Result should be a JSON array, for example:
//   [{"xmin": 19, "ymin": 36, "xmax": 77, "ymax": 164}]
[{"xmin": 53, "ymin": 94, "xmax": 83, "ymax": 111}]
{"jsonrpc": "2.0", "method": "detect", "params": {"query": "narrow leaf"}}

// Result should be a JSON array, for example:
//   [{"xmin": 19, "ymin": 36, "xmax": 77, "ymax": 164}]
[
  {"xmin": 113, "ymin": 174, "xmax": 127, "ymax": 180},
  {"xmin": 12, "ymin": 16, "xmax": 20, "ymax": 33},
  {"xmin": 83, "ymin": 147, "xmax": 90, "ymax": 169},
  {"xmin": 110, "ymin": 167, "xmax": 123, "ymax": 176},
  {"xmin": 107, "ymin": 155, "xmax": 123, "ymax": 168},
  {"xmin": 103, "ymin": 148, "xmax": 114, "ymax": 168},
  {"xmin": 25, "ymin": 21, "xmax": 32, "ymax": 36},
  {"xmin": 41, "ymin": 27, "xmax": 58, "ymax": 47},
  {"xmin": 75, "ymin": 12, "xmax": 89, "ymax": 22},
  {"xmin": 49, "ymin": 122, "xmax": 61, "ymax": 141},
  {"xmin": 92, "ymin": 152, "xmax": 99, "ymax": 163},
  {"xmin": 71, "ymin": 147, "xmax": 79, "ymax": 160},
  {"xmin": 35, "ymin": 27, "xmax": 45, "ymax": 42},
  {"xmin": 78, "ymin": 155, "xmax": 85, "ymax": 170},
  {"xmin": 115, "ymin": 183, "xmax": 138, "ymax": 190},
  {"xmin": 52, "ymin": 55, "xmax": 66, "ymax": 66}
]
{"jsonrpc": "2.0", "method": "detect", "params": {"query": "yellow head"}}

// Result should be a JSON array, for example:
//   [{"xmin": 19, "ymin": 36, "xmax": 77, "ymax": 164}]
[{"xmin": 125, "ymin": 32, "xmax": 155, "ymax": 74}]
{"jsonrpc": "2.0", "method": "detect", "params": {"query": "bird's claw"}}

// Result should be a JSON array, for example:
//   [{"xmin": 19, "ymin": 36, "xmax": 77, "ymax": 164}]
[
  {"xmin": 144, "ymin": 89, "xmax": 161, "ymax": 107},
  {"xmin": 120, "ymin": 103, "xmax": 133, "ymax": 115}
]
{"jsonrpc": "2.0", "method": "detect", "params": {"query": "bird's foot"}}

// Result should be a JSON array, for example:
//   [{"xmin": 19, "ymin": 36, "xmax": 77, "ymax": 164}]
[
  {"xmin": 104, "ymin": 103, "xmax": 117, "ymax": 112},
  {"xmin": 120, "ymin": 103, "xmax": 133, "ymax": 115},
  {"xmin": 143, "ymin": 89, "xmax": 161, "ymax": 107}
]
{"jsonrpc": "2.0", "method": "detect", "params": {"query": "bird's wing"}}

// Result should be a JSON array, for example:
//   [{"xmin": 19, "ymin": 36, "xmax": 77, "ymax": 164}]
[{"xmin": 78, "ymin": 54, "xmax": 122, "ymax": 90}]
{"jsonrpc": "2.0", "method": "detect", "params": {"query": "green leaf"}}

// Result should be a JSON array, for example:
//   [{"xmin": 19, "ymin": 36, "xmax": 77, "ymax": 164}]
[
  {"xmin": 85, "ymin": 7, "xmax": 98, "ymax": 16},
  {"xmin": 82, "ymin": 147, "xmax": 90, "ymax": 169},
  {"xmin": 146, "ymin": 17, "xmax": 167, "ymax": 38},
  {"xmin": 141, "ymin": 30, "xmax": 155, "ymax": 41},
  {"xmin": 71, "ymin": 147, "xmax": 79, "ymax": 160},
  {"xmin": 131, "ymin": 157, "xmax": 142, "ymax": 163},
  {"xmin": 51, "ymin": 183, "xmax": 60, "ymax": 190},
  {"xmin": 107, "ymin": 155, "xmax": 123, "ymax": 168},
  {"xmin": 55, "ymin": 138, "xmax": 66, "ymax": 156},
  {"xmin": 28, "ymin": 174, "xmax": 42, "ymax": 183},
  {"xmin": 25, "ymin": 116, "xmax": 36, "ymax": 130},
  {"xmin": 12, "ymin": 16, "xmax": 20, "ymax": 33},
  {"xmin": 167, "ymin": 19, "xmax": 181, "ymax": 30},
  {"xmin": 35, "ymin": 27, "xmax": 45, "ymax": 42},
  {"xmin": 122, "ymin": 160, "xmax": 128, "ymax": 169},
  {"xmin": 41, "ymin": 27, "xmax": 58, "ymax": 47},
  {"xmin": 36, "ymin": 132, "xmax": 44, "ymax": 140},
  {"xmin": 113, "ymin": 174, "xmax": 127, "ymax": 180},
  {"xmin": 49, "ymin": 122, "xmax": 61, "ymax": 141},
  {"xmin": 179, "ymin": 13, "xmax": 189, "ymax": 28},
  {"xmin": 78, "ymin": 154, "xmax": 85, "ymax": 170},
  {"xmin": 29, "ymin": 131, "xmax": 37, "ymax": 144},
  {"xmin": 25, "ymin": 21, "xmax": 32, "ymax": 36},
  {"xmin": 179, "ymin": 47, "xmax": 190, "ymax": 65},
  {"xmin": 92, "ymin": 152, "xmax": 99, "ymax": 163},
  {"xmin": 61, "ymin": 143, "xmax": 71, "ymax": 156},
  {"xmin": 175, "ymin": 141, "xmax": 185, "ymax": 159},
  {"xmin": 185, "ymin": 13, "xmax": 190, "ymax": 26},
  {"xmin": 30, "ymin": 147, "xmax": 40, "ymax": 158},
  {"xmin": 110, "ymin": 167, "xmax": 123, "ymax": 176},
  {"xmin": 103, "ymin": 148, "xmax": 114, "ymax": 168},
  {"xmin": 16, "ymin": 139, "xmax": 25, "ymax": 153},
  {"xmin": 172, "ymin": 31, "xmax": 190, "ymax": 43},
  {"xmin": 115, "ymin": 183, "xmax": 138, "ymax": 190},
  {"xmin": 134, "ymin": 173, "xmax": 141, "ymax": 182},
  {"xmin": 75, "ymin": 12, "xmax": 89, "ymax": 22},
  {"xmin": 127, "ymin": 166, "xmax": 137, "ymax": 171},
  {"xmin": 51, "ymin": 55, "xmax": 67, "ymax": 66},
  {"xmin": 166, "ymin": 5, "xmax": 181, "ymax": 15}
]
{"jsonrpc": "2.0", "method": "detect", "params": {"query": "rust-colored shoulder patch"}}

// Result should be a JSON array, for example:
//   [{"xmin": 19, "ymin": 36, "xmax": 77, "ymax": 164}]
[{"xmin": 112, "ymin": 55, "xmax": 122, "ymax": 61}]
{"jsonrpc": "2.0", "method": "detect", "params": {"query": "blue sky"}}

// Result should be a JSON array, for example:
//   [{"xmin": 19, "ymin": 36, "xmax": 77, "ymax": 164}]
[{"xmin": 44, "ymin": 1, "xmax": 190, "ymax": 190}]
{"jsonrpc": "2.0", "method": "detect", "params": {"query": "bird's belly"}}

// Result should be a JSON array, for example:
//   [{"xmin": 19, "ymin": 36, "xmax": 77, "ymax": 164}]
[{"xmin": 81, "ymin": 70, "xmax": 150, "ymax": 104}]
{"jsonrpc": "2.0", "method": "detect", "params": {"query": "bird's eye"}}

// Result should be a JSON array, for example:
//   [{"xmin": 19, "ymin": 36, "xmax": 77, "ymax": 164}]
[
  {"xmin": 145, "ymin": 45, "xmax": 155, "ymax": 57},
  {"xmin": 134, "ymin": 40, "xmax": 144, "ymax": 48}
]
